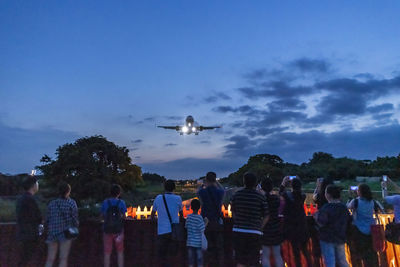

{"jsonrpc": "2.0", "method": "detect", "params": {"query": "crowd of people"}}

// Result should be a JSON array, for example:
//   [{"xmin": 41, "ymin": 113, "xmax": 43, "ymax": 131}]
[{"xmin": 14, "ymin": 172, "xmax": 400, "ymax": 267}]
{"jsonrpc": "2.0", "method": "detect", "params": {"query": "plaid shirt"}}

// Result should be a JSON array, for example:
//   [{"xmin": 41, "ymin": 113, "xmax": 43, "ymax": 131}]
[{"xmin": 46, "ymin": 198, "xmax": 79, "ymax": 241}]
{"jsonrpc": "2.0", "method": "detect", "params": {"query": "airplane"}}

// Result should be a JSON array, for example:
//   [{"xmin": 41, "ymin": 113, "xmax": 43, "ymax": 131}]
[{"xmin": 157, "ymin": 115, "xmax": 221, "ymax": 135}]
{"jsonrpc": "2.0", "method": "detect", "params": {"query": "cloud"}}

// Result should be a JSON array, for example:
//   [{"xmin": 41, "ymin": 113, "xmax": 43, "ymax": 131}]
[
  {"xmin": 165, "ymin": 143, "xmax": 178, "ymax": 147},
  {"xmin": 223, "ymin": 124, "xmax": 400, "ymax": 163},
  {"xmin": 203, "ymin": 92, "xmax": 232, "ymax": 103},
  {"xmin": 288, "ymin": 58, "xmax": 331, "ymax": 73},
  {"xmin": 132, "ymin": 139, "xmax": 143, "ymax": 144},
  {"xmin": 0, "ymin": 122, "xmax": 80, "ymax": 174},
  {"xmin": 366, "ymin": 104, "xmax": 394, "ymax": 113},
  {"xmin": 238, "ymin": 82, "xmax": 314, "ymax": 100}
]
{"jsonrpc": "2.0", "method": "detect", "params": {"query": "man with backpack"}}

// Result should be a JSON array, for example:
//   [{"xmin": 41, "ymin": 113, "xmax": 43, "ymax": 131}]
[{"xmin": 101, "ymin": 184, "xmax": 127, "ymax": 267}]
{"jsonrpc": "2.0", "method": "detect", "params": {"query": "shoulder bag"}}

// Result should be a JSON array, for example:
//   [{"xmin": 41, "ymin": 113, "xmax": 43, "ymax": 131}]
[{"xmin": 162, "ymin": 194, "xmax": 184, "ymax": 241}]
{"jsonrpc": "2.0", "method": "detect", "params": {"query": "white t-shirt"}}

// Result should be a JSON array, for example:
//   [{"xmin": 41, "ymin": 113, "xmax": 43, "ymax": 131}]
[
  {"xmin": 385, "ymin": 195, "xmax": 400, "ymax": 223},
  {"xmin": 153, "ymin": 193, "xmax": 182, "ymax": 235}
]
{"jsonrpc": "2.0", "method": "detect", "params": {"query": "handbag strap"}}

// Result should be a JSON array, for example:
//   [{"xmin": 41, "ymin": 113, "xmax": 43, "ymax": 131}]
[{"xmin": 162, "ymin": 194, "xmax": 173, "ymax": 225}]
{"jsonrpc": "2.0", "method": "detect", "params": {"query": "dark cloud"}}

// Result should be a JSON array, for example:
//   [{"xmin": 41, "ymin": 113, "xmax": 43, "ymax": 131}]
[
  {"xmin": 267, "ymin": 98, "xmax": 307, "ymax": 110},
  {"xmin": 165, "ymin": 143, "xmax": 178, "ymax": 147},
  {"xmin": 132, "ymin": 139, "xmax": 143, "ymax": 144},
  {"xmin": 246, "ymin": 126, "xmax": 289, "ymax": 137},
  {"xmin": 165, "ymin": 116, "xmax": 183, "ymax": 121},
  {"xmin": 224, "ymin": 124, "xmax": 400, "ymax": 163},
  {"xmin": 288, "ymin": 58, "xmax": 331, "ymax": 73},
  {"xmin": 203, "ymin": 92, "xmax": 232, "ymax": 103},
  {"xmin": 199, "ymin": 140, "xmax": 211, "ymax": 144},
  {"xmin": 366, "ymin": 104, "xmax": 394, "ymax": 113},
  {"xmin": 0, "ymin": 122, "xmax": 80, "ymax": 174},
  {"xmin": 238, "ymin": 82, "xmax": 313, "ymax": 100}
]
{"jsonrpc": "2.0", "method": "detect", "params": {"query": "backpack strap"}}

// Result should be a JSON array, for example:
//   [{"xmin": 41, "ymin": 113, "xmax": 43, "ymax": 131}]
[
  {"xmin": 354, "ymin": 198, "xmax": 358, "ymax": 210},
  {"xmin": 162, "ymin": 194, "xmax": 173, "ymax": 225}
]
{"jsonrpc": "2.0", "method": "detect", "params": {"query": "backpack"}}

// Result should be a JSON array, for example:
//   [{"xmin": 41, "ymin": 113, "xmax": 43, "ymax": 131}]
[{"xmin": 104, "ymin": 199, "xmax": 124, "ymax": 234}]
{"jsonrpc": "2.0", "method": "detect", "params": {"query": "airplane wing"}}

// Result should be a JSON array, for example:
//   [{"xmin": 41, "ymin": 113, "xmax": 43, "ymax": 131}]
[
  {"xmin": 157, "ymin": 126, "xmax": 181, "ymax": 131},
  {"xmin": 198, "ymin": 126, "xmax": 222, "ymax": 131}
]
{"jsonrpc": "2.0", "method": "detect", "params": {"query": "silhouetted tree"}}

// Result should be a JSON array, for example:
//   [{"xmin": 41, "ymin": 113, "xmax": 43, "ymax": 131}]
[{"xmin": 37, "ymin": 135, "xmax": 142, "ymax": 201}]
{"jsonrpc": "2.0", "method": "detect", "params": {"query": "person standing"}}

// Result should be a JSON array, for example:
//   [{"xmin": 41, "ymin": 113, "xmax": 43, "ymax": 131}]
[
  {"xmin": 197, "ymin": 171, "xmax": 225, "ymax": 267},
  {"xmin": 382, "ymin": 177, "xmax": 400, "ymax": 223},
  {"xmin": 280, "ymin": 176, "xmax": 312, "ymax": 267},
  {"xmin": 231, "ymin": 172, "xmax": 269, "ymax": 267},
  {"xmin": 347, "ymin": 184, "xmax": 383, "ymax": 267},
  {"xmin": 151, "ymin": 180, "xmax": 183, "ymax": 267},
  {"xmin": 16, "ymin": 175, "xmax": 43, "ymax": 267},
  {"xmin": 260, "ymin": 178, "xmax": 284, "ymax": 267},
  {"xmin": 102, "ymin": 184, "xmax": 127, "ymax": 267},
  {"xmin": 185, "ymin": 199, "xmax": 206, "ymax": 267},
  {"xmin": 314, "ymin": 185, "xmax": 350, "ymax": 267},
  {"xmin": 45, "ymin": 182, "xmax": 79, "ymax": 267}
]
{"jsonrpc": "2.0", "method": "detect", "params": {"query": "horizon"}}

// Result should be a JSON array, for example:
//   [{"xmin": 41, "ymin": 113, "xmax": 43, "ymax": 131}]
[{"xmin": 1, "ymin": 1, "xmax": 400, "ymax": 179}]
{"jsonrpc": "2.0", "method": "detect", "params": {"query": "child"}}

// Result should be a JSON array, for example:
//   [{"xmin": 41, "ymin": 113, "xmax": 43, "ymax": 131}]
[
  {"xmin": 314, "ymin": 185, "xmax": 350, "ymax": 267},
  {"xmin": 186, "ymin": 199, "xmax": 206, "ymax": 267}
]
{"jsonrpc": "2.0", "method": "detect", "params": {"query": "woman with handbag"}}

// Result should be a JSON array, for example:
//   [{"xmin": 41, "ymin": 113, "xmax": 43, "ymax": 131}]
[
  {"xmin": 45, "ymin": 182, "xmax": 79, "ymax": 267},
  {"xmin": 347, "ymin": 183, "xmax": 383, "ymax": 267}
]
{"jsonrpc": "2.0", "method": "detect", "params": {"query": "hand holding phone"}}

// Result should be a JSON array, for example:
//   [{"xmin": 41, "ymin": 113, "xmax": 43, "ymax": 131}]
[{"xmin": 383, "ymin": 175, "xmax": 388, "ymax": 182}]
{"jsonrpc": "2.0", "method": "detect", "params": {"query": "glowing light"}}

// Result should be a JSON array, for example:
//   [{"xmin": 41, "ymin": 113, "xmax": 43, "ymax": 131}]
[
  {"xmin": 192, "ymin": 127, "xmax": 196, "ymax": 132},
  {"xmin": 182, "ymin": 126, "xmax": 188, "ymax": 133}
]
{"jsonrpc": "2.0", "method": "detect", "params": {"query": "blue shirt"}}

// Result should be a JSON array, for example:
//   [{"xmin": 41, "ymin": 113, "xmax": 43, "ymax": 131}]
[
  {"xmin": 101, "ymin": 198, "xmax": 127, "ymax": 216},
  {"xmin": 198, "ymin": 186, "xmax": 224, "ymax": 221},
  {"xmin": 348, "ymin": 198, "xmax": 375, "ymax": 235},
  {"xmin": 316, "ymin": 202, "xmax": 350, "ymax": 244},
  {"xmin": 153, "ymin": 193, "xmax": 183, "ymax": 235},
  {"xmin": 385, "ymin": 195, "xmax": 400, "ymax": 223}
]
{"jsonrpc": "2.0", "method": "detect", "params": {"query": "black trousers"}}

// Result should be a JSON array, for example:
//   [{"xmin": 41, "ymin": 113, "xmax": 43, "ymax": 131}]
[
  {"xmin": 17, "ymin": 239, "xmax": 39, "ymax": 267},
  {"xmin": 205, "ymin": 230, "xmax": 224, "ymax": 267},
  {"xmin": 157, "ymin": 233, "xmax": 178, "ymax": 267},
  {"xmin": 348, "ymin": 226, "xmax": 379, "ymax": 267}
]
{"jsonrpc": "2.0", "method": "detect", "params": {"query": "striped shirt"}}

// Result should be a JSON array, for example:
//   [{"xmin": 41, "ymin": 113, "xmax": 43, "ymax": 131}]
[
  {"xmin": 185, "ymin": 214, "xmax": 205, "ymax": 248},
  {"xmin": 231, "ymin": 188, "xmax": 268, "ymax": 235}
]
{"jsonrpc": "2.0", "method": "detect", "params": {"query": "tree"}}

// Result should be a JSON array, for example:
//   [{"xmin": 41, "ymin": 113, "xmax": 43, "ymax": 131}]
[{"xmin": 37, "ymin": 135, "xmax": 142, "ymax": 201}]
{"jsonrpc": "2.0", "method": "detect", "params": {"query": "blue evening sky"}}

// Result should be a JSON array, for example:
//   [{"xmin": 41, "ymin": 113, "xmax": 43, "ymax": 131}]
[{"xmin": 1, "ymin": 1, "xmax": 400, "ymax": 179}]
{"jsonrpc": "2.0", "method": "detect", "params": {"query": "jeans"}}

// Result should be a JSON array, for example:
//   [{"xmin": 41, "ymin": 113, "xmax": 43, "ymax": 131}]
[
  {"xmin": 320, "ymin": 241, "xmax": 349, "ymax": 267},
  {"xmin": 188, "ymin": 246, "xmax": 203, "ymax": 266},
  {"xmin": 262, "ymin": 245, "xmax": 284, "ymax": 267}
]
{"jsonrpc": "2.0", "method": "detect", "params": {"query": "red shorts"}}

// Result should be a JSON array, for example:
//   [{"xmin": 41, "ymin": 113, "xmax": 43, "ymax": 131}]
[{"xmin": 103, "ymin": 232, "xmax": 124, "ymax": 254}]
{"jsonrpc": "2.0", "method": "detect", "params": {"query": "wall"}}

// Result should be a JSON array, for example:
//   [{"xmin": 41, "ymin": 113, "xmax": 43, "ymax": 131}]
[{"xmin": 1, "ymin": 217, "xmax": 399, "ymax": 267}]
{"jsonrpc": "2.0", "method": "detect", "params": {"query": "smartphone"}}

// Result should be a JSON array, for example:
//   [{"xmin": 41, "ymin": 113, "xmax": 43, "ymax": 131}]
[
  {"xmin": 350, "ymin": 186, "xmax": 358, "ymax": 191},
  {"xmin": 317, "ymin": 177, "xmax": 324, "ymax": 183},
  {"xmin": 289, "ymin": 176, "xmax": 297, "ymax": 180},
  {"xmin": 383, "ymin": 175, "xmax": 388, "ymax": 182}
]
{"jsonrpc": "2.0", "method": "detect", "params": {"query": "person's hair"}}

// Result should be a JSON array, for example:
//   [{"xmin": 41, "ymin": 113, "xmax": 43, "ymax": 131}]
[
  {"xmin": 58, "ymin": 182, "xmax": 71, "ymax": 198},
  {"xmin": 205, "ymin": 172, "xmax": 217, "ymax": 183},
  {"xmin": 325, "ymin": 184, "xmax": 341, "ymax": 199},
  {"xmin": 22, "ymin": 176, "xmax": 38, "ymax": 191},
  {"xmin": 319, "ymin": 177, "xmax": 333, "ymax": 194},
  {"xmin": 358, "ymin": 183, "xmax": 373, "ymax": 201},
  {"xmin": 111, "ymin": 184, "xmax": 121, "ymax": 197},
  {"xmin": 261, "ymin": 177, "xmax": 273, "ymax": 194},
  {"xmin": 243, "ymin": 172, "xmax": 257, "ymax": 188},
  {"xmin": 191, "ymin": 199, "xmax": 201, "ymax": 211},
  {"xmin": 291, "ymin": 178, "xmax": 303, "ymax": 201},
  {"xmin": 164, "ymin": 179, "xmax": 176, "ymax": 192}
]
